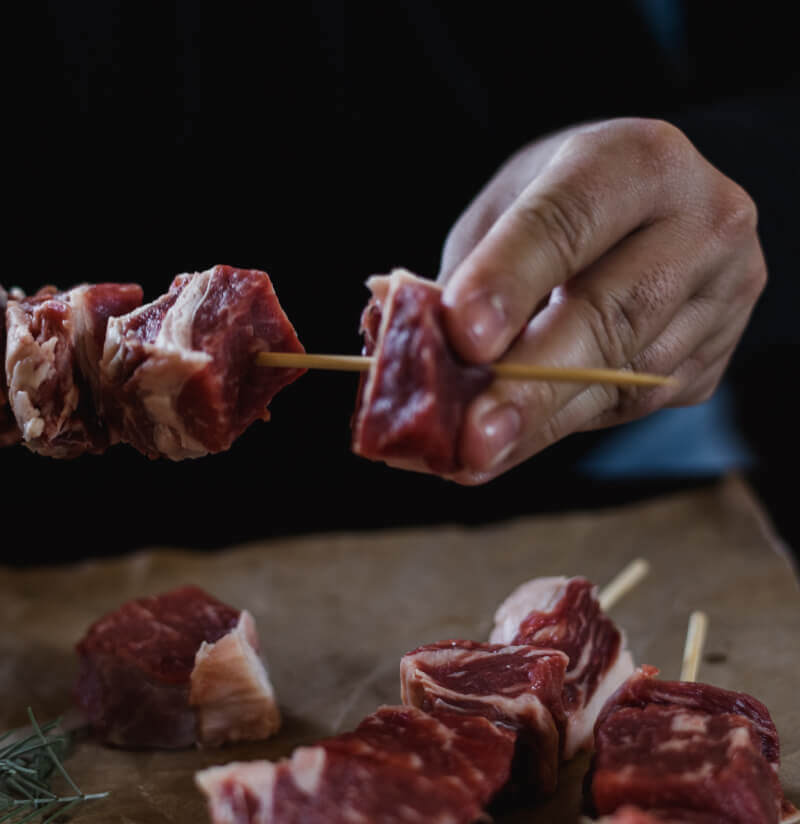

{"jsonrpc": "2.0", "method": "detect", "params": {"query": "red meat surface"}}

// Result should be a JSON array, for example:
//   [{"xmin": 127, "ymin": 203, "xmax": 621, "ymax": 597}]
[
  {"xmin": 590, "ymin": 668, "xmax": 797, "ymax": 824},
  {"xmin": 401, "ymin": 639, "xmax": 568, "ymax": 796},
  {"xmin": 101, "ymin": 264, "xmax": 305, "ymax": 460},
  {"xmin": 196, "ymin": 705, "xmax": 516, "ymax": 824},
  {"xmin": 352, "ymin": 269, "xmax": 492, "ymax": 474},
  {"xmin": 490, "ymin": 576, "xmax": 634, "ymax": 758},
  {"xmin": 76, "ymin": 586, "xmax": 241, "ymax": 748}
]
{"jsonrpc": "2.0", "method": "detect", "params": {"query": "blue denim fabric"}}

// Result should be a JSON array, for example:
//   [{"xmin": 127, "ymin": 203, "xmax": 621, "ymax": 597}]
[{"xmin": 578, "ymin": 383, "xmax": 752, "ymax": 478}]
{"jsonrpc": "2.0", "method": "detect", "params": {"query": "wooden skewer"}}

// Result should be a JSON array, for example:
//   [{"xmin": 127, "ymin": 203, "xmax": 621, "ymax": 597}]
[
  {"xmin": 598, "ymin": 559, "xmax": 651, "ymax": 612},
  {"xmin": 680, "ymin": 610, "xmax": 709, "ymax": 683},
  {"xmin": 256, "ymin": 352, "xmax": 677, "ymax": 388}
]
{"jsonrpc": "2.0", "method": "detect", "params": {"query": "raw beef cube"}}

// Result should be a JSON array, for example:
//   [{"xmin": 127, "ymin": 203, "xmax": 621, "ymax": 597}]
[
  {"xmin": 352, "ymin": 269, "xmax": 492, "ymax": 474},
  {"xmin": 196, "ymin": 705, "xmax": 515, "ymax": 824},
  {"xmin": 4, "ymin": 282, "xmax": 142, "ymax": 457},
  {"xmin": 100, "ymin": 264, "xmax": 305, "ymax": 460},
  {"xmin": 589, "ymin": 667, "xmax": 797, "ymax": 824},
  {"xmin": 400, "ymin": 640, "xmax": 568, "ymax": 796},
  {"xmin": 75, "ymin": 585, "xmax": 280, "ymax": 749},
  {"xmin": 490, "ymin": 576, "xmax": 634, "ymax": 758}
]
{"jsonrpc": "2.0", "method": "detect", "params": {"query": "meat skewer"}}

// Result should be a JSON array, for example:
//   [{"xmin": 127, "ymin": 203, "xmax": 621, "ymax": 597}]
[
  {"xmin": 1, "ymin": 265, "xmax": 305, "ymax": 460},
  {"xmin": 586, "ymin": 613, "xmax": 799, "ymax": 824},
  {"xmin": 195, "ymin": 562, "xmax": 648, "ymax": 822},
  {"xmin": 346, "ymin": 269, "xmax": 674, "ymax": 473},
  {"xmin": 2, "ymin": 267, "xmax": 671, "ymax": 466}
]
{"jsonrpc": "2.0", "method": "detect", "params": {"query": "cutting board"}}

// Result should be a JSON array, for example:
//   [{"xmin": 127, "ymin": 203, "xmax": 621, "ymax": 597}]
[{"xmin": 1, "ymin": 474, "xmax": 797, "ymax": 823}]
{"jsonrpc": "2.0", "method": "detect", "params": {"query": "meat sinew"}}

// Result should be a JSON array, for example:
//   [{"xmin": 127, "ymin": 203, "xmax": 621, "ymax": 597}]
[
  {"xmin": 75, "ymin": 585, "xmax": 280, "ymax": 749},
  {"xmin": 100, "ymin": 264, "xmax": 305, "ymax": 460},
  {"xmin": 4, "ymin": 283, "xmax": 143, "ymax": 457},
  {"xmin": 400, "ymin": 640, "xmax": 568, "ymax": 796},
  {"xmin": 352, "ymin": 268, "xmax": 492, "ymax": 474},
  {"xmin": 490, "ymin": 575, "xmax": 634, "ymax": 759},
  {"xmin": 196, "ymin": 705, "xmax": 516, "ymax": 824},
  {"xmin": 588, "ymin": 666, "xmax": 798, "ymax": 824}
]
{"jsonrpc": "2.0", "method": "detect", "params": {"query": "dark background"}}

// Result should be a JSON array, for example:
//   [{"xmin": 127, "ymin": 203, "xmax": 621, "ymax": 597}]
[{"xmin": 5, "ymin": 3, "xmax": 799, "ymax": 563}]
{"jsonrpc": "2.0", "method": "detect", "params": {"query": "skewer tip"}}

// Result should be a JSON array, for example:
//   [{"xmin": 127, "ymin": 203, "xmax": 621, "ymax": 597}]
[
  {"xmin": 680, "ymin": 610, "xmax": 709, "ymax": 683},
  {"xmin": 599, "ymin": 558, "xmax": 651, "ymax": 612}
]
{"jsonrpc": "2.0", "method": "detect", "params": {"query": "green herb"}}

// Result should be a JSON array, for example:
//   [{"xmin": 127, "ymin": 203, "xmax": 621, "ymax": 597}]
[{"xmin": 0, "ymin": 709, "xmax": 108, "ymax": 823}]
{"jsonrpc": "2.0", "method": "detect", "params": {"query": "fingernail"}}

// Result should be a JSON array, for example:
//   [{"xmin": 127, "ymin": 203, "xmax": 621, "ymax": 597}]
[
  {"xmin": 479, "ymin": 403, "xmax": 522, "ymax": 468},
  {"xmin": 461, "ymin": 293, "xmax": 507, "ymax": 357}
]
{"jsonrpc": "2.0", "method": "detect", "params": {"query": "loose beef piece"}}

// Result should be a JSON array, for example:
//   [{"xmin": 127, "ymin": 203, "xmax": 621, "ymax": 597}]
[
  {"xmin": 0, "ymin": 285, "xmax": 23, "ymax": 446},
  {"xmin": 100, "ymin": 264, "xmax": 305, "ymax": 460},
  {"xmin": 588, "ymin": 667, "xmax": 798, "ymax": 824},
  {"xmin": 4, "ymin": 283, "xmax": 143, "ymax": 457},
  {"xmin": 196, "ymin": 705, "xmax": 515, "ymax": 824},
  {"xmin": 490, "ymin": 576, "xmax": 634, "ymax": 758},
  {"xmin": 75, "ymin": 585, "xmax": 280, "ymax": 749},
  {"xmin": 352, "ymin": 269, "xmax": 492, "ymax": 474},
  {"xmin": 400, "ymin": 640, "xmax": 568, "ymax": 797}
]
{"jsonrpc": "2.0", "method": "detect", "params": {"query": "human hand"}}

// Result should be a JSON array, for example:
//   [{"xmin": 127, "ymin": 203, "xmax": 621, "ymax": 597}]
[{"xmin": 439, "ymin": 118, "xmax": 766, "ymax": 484}]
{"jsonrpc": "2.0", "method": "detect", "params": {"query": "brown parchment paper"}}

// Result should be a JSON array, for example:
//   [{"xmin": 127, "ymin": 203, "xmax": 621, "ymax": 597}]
[{"xmin": 1, "ymin": 474, "xmax": 798, "ymax": 823}]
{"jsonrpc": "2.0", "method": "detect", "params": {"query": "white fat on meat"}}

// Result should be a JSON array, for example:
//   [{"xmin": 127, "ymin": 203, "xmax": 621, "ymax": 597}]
[
  {"xmin": 196, "ymin": 759, "xmax": 279, "ymax": 823},
  {"xmin": 566, "ymin": 644, "xmax": 634, "ymax": 759},
  {"xmin": 189, "ymin": 610, "xmax": 281, "ymax": 747},
  {"xmin": 489, "ymin": 576, "xmax": 570, "ymax": 645},
  {"xmin": 400, "ymin": 645, "xmax": 555, "ymax": 733},
  {"xmin": 489, "ymin": 575, "xmax": 634, "ymax": 759},
  {"xmin": 5, "ymin": 300, "xmax": 79, "ymax": 446},
  {"xmin": 103, "ymin": 272, "xmax": 213, "ymax": 460}
]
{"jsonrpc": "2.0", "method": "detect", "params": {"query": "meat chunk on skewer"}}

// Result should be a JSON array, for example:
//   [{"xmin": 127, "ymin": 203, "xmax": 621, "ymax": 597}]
[
  {"xmin": 490, "ymin": 575, "xmax": 634, "ymax": 758},
  {"xmin": 196, "ymin": 705, "xmax": 515, "ymax": 824},
  {"xmin": 0, "ymin": 285, "xmax": 23, "ymax": 446},
  {"xmin": 352, "ymin": 268, "xmax": 492, "ymax": 474},
  {"xmin": 101, "ymin": 264, "xmax": 305, "ymax": 460},
  {"xmin": 400, "ymin": 640, "xmax": 568, "ymax": 796},
  {"xmin": 588, "ymin": 666, "xmax": 798, "ymax": 824},
  {"xmin": 75, "ymin": 585, "xmax": 280, "ymax": 749},
  {"xmin": 4, "ymin": 282, "xmax": 143, "ymax": 457}
]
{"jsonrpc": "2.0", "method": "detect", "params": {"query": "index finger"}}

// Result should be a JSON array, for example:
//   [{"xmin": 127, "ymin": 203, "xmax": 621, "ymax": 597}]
[{"xmin": 440, "ymin": 119, "xmax": 692, "ymax": 364}]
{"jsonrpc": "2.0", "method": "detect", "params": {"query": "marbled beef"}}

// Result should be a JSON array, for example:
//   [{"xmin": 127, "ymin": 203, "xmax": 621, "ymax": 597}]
[
  {"xmin": 101, "ymin": 265, "xmax": 305, "ymax": 460},
  {"xmin": 352, "ymin": 269, "xmax": 492, "ymax": 474},
  {"xmin": 76, "ymin": 585, "xmax": 280, "ymax": 749},
  {"xmin": 196, "ymin": 705, "xmax": 515, "ymax": 824},
  {"xmin": 4, "ymin": 282, "xmax": 142, "ymax": 457},
  {"xmin": 588, "ymin": 667, "xmax": 798, "ymax": 824},
  {"xmin": 401, "ymin": 640, "xmax": 568, "ymax": 796},
  {"xmin": 490, "ymin": 576, "xmax": 634, "ymax": 758}
]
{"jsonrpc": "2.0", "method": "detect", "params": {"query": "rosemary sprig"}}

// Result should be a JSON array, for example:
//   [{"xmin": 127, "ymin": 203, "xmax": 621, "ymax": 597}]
[{"xmin": 0, "ymin": 709, "xmax": 108, "ymax": 823}]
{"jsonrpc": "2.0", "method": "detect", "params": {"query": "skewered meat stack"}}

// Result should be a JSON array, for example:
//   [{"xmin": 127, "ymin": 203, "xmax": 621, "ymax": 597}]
[
  {"xmin": 196, "ymin": 569, "xmax": 637, "ymax": 823},
  {"xmin": 0, "ymin": 265, "xmax": 305, "ymax": 460}
]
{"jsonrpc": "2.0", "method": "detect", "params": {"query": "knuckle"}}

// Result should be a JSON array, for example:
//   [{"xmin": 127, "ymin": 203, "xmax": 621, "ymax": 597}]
[
  {"xmin": 608, "ymin": 118, "xmax": 691, "ymax": 179},
  {"xmin": 523, "ymin": 376, "xmax": 561, "ymax": 420},
  {"xmin": 739, "ymin": 260, "xmax": 768, "ymax": 305},
  {"xmin": 515, "ymin": 187, "xmax": 595, "ymax": 276},
  {"xmin": 574, "ymin": 289, "xmax": 639, "ymax": 367},
  {"xmin": 612, "ymin": 385, "xmax": 662, "ymax": 421},
  {"xmin": 709, "ymin": 180, "xmax": 758, "ymax": 240}
]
